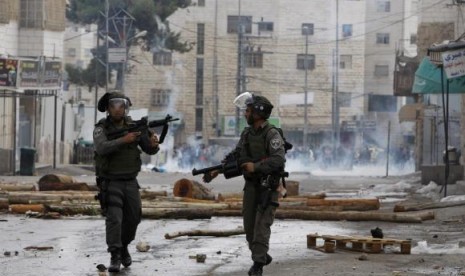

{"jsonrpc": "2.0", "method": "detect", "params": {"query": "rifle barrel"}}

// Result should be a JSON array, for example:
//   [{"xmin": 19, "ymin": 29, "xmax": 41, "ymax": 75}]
[
  {"xmin": 192, "ymin": 164, "xmax": 223, "ymax": 176},
  {"xmin": 148, "ymin": 118, "xmax": 180, "ymax": 128}
]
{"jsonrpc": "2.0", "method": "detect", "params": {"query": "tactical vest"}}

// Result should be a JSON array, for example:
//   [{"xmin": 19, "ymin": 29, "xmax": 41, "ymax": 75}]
[
  {"xmin": 94, "ymin": 118, "xmax": 142, "ymax": 179},
  {"xmin": 242, "ymin": 123, "xmax": 274, "ymax": 160}
]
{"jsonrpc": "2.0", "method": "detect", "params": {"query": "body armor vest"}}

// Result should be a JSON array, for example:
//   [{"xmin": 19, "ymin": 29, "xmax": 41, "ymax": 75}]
[
  {"xmin": 95, "ymin": 118, "xmax": 141, "ymax": 178},
  {"xmin": 240, "ymin": 124, "xmax": 274, "ymax": 180}
]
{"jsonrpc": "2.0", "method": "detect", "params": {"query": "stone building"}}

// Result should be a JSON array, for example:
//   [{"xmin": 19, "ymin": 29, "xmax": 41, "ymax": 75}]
[
  {"xmin": 122, "ymin": 0, "xmax": 418, "ymax": 154},
  {"xmin": 0, "ymin": 0, "xmax": 66, "ymax": 174}
]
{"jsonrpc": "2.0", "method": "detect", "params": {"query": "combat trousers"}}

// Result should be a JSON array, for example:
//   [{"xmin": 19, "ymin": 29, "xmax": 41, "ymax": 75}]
[
  {"xmin": 105, "ymin": 179, "xmax": 142, "ymax": 252},
  {"xmin": 242, "ymin": 180, "xmax": 278, "ymax": 264}
]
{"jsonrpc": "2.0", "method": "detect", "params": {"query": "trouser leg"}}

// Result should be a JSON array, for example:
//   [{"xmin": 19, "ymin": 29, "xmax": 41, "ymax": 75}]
[
  {"xmin": 251, "ymin": 192, "xmax": 277, "ymax": 264},
  {"xmin": 106, "ymin": 181, "xmax": 125, "ymax": 252},
  {"xmin": 121, "ymin": 179, "xmax": 142, "ymax": 246},
  {"xmin": 242, "ymin": 182, "xmax": 258, "ymax": 249}
]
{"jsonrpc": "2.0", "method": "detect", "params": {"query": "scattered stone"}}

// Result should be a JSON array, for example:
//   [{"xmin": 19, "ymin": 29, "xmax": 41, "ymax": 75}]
[
  {"xmin": 370, "ymin": 227, "xmax": 383, "ymax": 238},
  {"xmin": 96, "ymin": 264, "xmax": 106, "ymax": 272},
  {"xmin": 216, "ymin": 251, "xmax": 221, "ymax": 254},
  {"xmin": 4, "ymin": 251, "xmax": 11, "ymax": 256},
  {"xmin": 459, "ymin": 241, "xmax": 465, "ymax": 248},
  {"xmin": 358, "ymin": 253, "xmax": 368, "ymax": 261},
  {"xmin": 432, "ymin": 265, "xmax": 441, "ymax": 269},
  {"xmin": 433, "ymin": 234, "xmax": 438, "ymax": 238},
  {"xmin": 418, "ymin": 258, "xmax": 425, "ymax": 263},
  {"xmin": 14, "ymin": 251, "xmax": 18, "ymax": 256},
  {"xmin": 136, "ymin": 241, "xmax": 150, "ymax": 252},
  {"xmin": 196, "ymin": 254, "xmax": 206, "ymax": 263}
]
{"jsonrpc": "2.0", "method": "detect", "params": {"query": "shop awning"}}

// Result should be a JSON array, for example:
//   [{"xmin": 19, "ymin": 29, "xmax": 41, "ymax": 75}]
[{"xmin": 412, "ymin": 57, "xmax": 465, "ymax": 94}]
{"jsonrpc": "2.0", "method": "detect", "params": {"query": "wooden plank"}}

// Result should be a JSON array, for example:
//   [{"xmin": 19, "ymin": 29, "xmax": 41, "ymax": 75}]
[{"xmin": 307, "ymin": 234, "xmax": 411, "ymax": 254}]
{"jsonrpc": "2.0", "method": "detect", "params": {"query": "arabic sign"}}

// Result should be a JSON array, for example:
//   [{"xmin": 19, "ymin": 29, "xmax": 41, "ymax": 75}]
[
  {"xmin": 43, "ymin": 61, "xmax": 62, "ymax": 88},
  {"xmin": 108, "ymin": 47, "xmax": 127, "ymax": 63},
  {"xmin": 18, "ymin": 60, "xmax": 40, "ymax": 88},
  {"xmin": 0, "ymin": 59, "xmax": 18, "ymax": 87},
  {"xmin": 442, "ymin": 49, "xmax": 465, "ymax": 79}
]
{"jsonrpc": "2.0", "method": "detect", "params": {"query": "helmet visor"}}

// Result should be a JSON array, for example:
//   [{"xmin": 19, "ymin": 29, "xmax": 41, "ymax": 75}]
[
  {"xmin": 108, "ymin": 98, "xmax": 129, "ymax": 111},
  {"xmin": 233, "ymin": 92, "xmax": 254, "ymax": 109}
]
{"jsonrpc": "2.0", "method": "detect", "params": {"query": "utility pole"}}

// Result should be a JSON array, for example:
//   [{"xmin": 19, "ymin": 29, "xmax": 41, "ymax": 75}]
[
  {"xmin": 121, "ymin": 15, "xmax": 127, "ymax": 92},
  {"xmin": 105, "ymin": 0, "xmax": 110, "ymax": 92},
  {"xmin": 303, "ymin": 26, "xmax": 309, "ymax": 149},
  {"xmin": 333, "ymin": 0, "xmax": 340, "ymax": 153},
  {"xmin": 94, "ymin": 32, "xmax": 99, "ymax": 124},
  {"xmin": 213, "ymin": 0, "xmax": 220, "ymax": 136},
  {"xmin": 235, "ymin": 0, "xmax": 245, "ymax": 136}
]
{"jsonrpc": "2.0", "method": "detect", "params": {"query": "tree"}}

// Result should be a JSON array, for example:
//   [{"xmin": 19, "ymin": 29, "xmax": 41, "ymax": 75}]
[{"xmin": 65, "ymin": 0, "xmax": 192, "ymax": 90}]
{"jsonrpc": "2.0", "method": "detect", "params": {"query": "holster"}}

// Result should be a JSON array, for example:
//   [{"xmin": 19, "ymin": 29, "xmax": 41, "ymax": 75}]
[
  {"xmin": 95, "ymin": 177, "xmax": 108, "ymax": 216},
  {"xmin": 258, "ymin": 174, "xmax": 280, "ymax": 213}
]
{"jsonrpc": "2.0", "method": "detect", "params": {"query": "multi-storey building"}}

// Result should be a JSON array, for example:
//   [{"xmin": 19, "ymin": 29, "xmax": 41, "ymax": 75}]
[
  {"xmin": 0, "ymin": 0, "xmax": 66, "ymax": 174},
  {"xmin": 124, "ymin": 0, "xmax": 419, "ymax": 154}
]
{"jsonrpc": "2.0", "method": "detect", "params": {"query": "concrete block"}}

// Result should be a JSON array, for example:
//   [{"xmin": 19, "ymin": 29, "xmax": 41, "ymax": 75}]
[{"xmin": 421, "ymin": 165, "xmax": 464, "ymax": 185}]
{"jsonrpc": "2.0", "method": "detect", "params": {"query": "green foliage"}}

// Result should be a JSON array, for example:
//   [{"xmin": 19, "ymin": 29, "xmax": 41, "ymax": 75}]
[{"xmin": 65, "ymin": 0, "xmax": 192, "ymax": 89}]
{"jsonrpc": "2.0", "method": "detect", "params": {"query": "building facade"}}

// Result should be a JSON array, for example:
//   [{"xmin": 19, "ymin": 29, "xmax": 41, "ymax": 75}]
[
  {"xmin": 122, "ymin": 0, "xmax": 420, "ymax": 157},
  {"xmin": 0, "ymin": 0, "xmax": 66, "ymax": 173}
]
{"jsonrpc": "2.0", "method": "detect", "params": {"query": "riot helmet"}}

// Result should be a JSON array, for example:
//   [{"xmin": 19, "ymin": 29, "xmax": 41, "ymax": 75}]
[
  {"xmin": 97, "ymin": 90, "xmax": 132, "ymax": 115},
  {"xmin": 234, "ymin": 92, "xmax": 273, "ymax": 119}
]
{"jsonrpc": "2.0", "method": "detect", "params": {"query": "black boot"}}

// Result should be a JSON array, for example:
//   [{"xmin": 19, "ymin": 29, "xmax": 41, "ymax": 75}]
[
  {"xmin": 108, "ymin": 250, "xmax": 122, "ymax": 273},
  {"xmin": 248, "ymin": 262, "xmax": 264, "ymax": 276},
  {"xmin": 265, "ymin": 253, "xmax": 272, "ymax": 265},
  {"xmin": 121, "ymin": 245, "xmax": 132, "ymax": 267}
]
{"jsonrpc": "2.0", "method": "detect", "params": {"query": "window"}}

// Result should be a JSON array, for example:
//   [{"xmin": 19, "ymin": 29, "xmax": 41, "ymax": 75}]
[
  {"xmin": 410, "ymin": 34, "xmax": 417, "ymax": 44},
  {"xmin": 195, "ymin": 108, "xmax": 203, "ymax": 132},
  {"xmin": 20, "ymin": 0, "xmax": 43, "ymax": 28},
  {"xmin": 368, "ymin": 94, "xmax": 397, "ymax": 112},
  {"xmin": 197, "ymin": 23, "xmax": 205, "ymax": 55},
  {"xmin": 258, "ymin": 22, "xmax": 274, "ymax": 32},
  {"xmin": 197, "ymin": 0, "xmax": 205, "ymax": 7},
  {"xmin": 340, "ymin": 55, "xmax": 352, "ymax": 69},
  {"xmin": 150, "ymin": 89, "xmax": 171, "ymax": 106},
  {"xmin": 342, "ymin": 24, "xmax": 352, "ymax": 38},
  {"xmin": 374, "ymin": 65, "xmax": 389, "ymax": 77},
  {"xmin": 376, "ymin": 33, "xmax": 390, "ymax": 44},
  {"xmin": 297, "ymin": 54, "xmax": 315, "ymax": 70},
  {"xmin": 84, "ymin": 48, "xmax": 93, "ymax": 58},
  {"xmin": 338, "ymin": 92, "xmax": 352, "ymax": 108},
  {"xmin": 227, "ymin": 16, "xmax": 252, "ymax": 34},
  {"xmin": 245, "ymin": 51, "xmax": 263, "ymax": 68},
  {"xmin": 302, "ymin": 23, "xmax": 314, "ymax": 35},
  {"xmin": 152, "ymin": 51, "xmax": 172, "ymax": 65},
  {"xmin": 377, "ymin": 0, "xmax": 391, "ymax": 12},
  {"xmin": 67, "ymin": 48, "xmax": 76, "ymax": 57},
  {"xmin": 196, "ymin": 58, "xmax": 204, "ymax": 106}
]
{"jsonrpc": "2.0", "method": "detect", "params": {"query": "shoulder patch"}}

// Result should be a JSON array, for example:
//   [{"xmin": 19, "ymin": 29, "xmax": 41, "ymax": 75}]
[
  {"xmin": 270, "ymin": 135, "xmax": 282, "ymax": 150},
  {"xmin": 93, "ymin": 127, "xmax": 104, "ymax": 137}
]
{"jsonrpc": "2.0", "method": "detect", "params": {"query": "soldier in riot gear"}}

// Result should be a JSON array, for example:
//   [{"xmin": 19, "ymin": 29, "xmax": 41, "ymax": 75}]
[
  {"xmin": 204, "ymin": 92, "xmax": 286, "ymax": 276},
  {"xmin": 93, "ymin": 90, "xmax": 160, "ymax": 272}
]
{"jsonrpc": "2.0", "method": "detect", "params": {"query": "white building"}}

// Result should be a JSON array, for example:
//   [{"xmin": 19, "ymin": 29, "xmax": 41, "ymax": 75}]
[{"xmin": 0, "ymin": 0, "xmax": 67, "ymax": 174}]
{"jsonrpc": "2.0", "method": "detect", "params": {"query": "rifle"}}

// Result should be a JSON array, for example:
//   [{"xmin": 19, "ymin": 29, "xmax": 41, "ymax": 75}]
[
  {"xmin": 106, "ymin": 114, "xmax": 179, "ymax": 143},
  {"xmin": 192, "ymin": 153, "xmax": 243, "ymax": 182}
]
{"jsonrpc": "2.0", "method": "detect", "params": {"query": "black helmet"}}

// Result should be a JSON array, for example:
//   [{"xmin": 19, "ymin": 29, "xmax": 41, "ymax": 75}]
[
  {"xmin": 234, "ymin": 92, "xmax": 274, "ymax": 119},
  {"xmin": 250, "ymin": 95, "xmax": 273, "ymax": 119},
  {"xmin": 97, "ymin": 90, "xmax": 132, "ymax": 112}
]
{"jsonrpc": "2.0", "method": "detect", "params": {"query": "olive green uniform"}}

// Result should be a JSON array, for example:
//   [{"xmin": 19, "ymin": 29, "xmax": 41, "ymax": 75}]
[
  {"xmin": 93, "ymin": 117, "xmax": 159, "ymax": 252},
  {"xmin": 234, "ymin": 121, "xmax": 286, "ymax": 265}
]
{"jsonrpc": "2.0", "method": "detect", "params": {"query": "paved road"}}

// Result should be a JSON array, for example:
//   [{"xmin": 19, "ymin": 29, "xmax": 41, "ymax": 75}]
[{"xmin": 0, "ymin": 166, "xmax": 464, "ymax": 275}]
